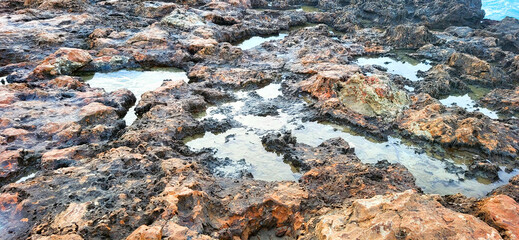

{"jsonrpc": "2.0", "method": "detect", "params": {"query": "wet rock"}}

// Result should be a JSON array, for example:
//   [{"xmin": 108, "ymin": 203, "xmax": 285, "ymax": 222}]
[
  {"xmin": 0, "ymin": 81, "xmax": 134, "ymax": 182},
  {"xmin": 384, "ymin": 24, "xmax": 439, "ymax": 49},
  {"xmin": 416, "ymin": 64, "xmax": 467, "ymax": 98},
  {"xmin": 482, "ymin": 17, "xmax": 519, "ymax": 52},
  {"xmin": 439, "ymin": 193, "xmax": 478, "ymax": 214},
  {"xmin": 274, "ymin": 136, "xmax": 418, "ymax": 206},
  {"xmin": 0, "ymin": 150, "xmax": 23, "ymax": 181},
  {"xmin": 445, "ymin": 26, "xmax": 475, "ymax": 38},
  {"xmin": 28, "ymin": 48, "xmax": 93, "ymax": 81},
  {"xmin": 465, "ymin": 158, "xmax": 501, "ymax": 182},
  {"xmin": 261, "ymin": 131, "xmax": 297, "ymax": 152},
  {"xmin": 447, "ymin": 52, "xmax": 508, "ymax": 86},
  {"xmin": 397, "ymin": 93, "xmax": 519, "ymax": 157},
  {"xmin": 338, "ymin": 0, "xmax": 484, "ymax": 28},
  {"xmin": 414, "ymin": 44, "xmax": 457, "ymax": 62},
  {"xmin": 41, "ymin": 147, "xmax": 78, "ymax": 170},
  {"xmin": 491, "ymin": 175, "xmax": 519, "ymax": 203},
  {"xmin": 312, "ymin": 190, "xmax": 502, "ymax": 240},
  {"xmin": 480, "ymin": 87, "xmax": 519, "ymax": 116},
  {"xmin": 477, "ymin": 195, "xmax": 519, "ymax": 240}
]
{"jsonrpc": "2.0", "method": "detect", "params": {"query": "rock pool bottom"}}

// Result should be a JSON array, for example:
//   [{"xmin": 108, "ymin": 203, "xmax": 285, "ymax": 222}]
[
  {"xmin": 185, "ymin": 83, "xmax": 518, "ymax": 198},
  {"xmin": 78, "ymin": 68, "xmax": 188, "ymax": 125}
]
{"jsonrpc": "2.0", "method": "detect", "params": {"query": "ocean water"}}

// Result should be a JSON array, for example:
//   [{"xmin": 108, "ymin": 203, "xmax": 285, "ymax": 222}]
[{"xmin": 482, "ymin": 0, "xmax": 519, "ymax": 20}]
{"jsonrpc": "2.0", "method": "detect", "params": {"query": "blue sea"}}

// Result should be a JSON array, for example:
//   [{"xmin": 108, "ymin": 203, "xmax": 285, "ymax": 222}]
[{"xmin": 482, "ymin": 0, "xmax": 519, "ymax": 20}]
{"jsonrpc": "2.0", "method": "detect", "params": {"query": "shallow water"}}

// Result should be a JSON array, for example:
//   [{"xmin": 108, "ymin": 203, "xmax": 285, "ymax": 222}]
[
  {"xmin": 482, "ymin": 0, "xmax": 519, "ymax": 20},
  {"xmin": 236, "ymin": 34, "xmax": 288, "ymax": 50},
  {"xmin": 440, "ymin": 94, "xmax": 499, "ymax": 119},
  {"xmin": 299, "ymin": 5, "xmax": 320, "ymax": 12},
  {"xmin": 185, "ymin": 82, "xmax": 518, "ymax": 197},
  {"xmin": 80, "ymin": 68, "xmax": 188, "ymax": 125},
  {"xmin": 15, "ymin": 172, "xmax": 36, "ymax": 183},
  {"xmin": 356, "ymin": 56, "xmax": 432, "ymax": 82}
]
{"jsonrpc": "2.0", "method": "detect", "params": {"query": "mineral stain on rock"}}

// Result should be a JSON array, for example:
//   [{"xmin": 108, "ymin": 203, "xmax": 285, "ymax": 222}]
[{"xmin": 1, "ymin": 0, "xmax": 519, "ymax": 239}]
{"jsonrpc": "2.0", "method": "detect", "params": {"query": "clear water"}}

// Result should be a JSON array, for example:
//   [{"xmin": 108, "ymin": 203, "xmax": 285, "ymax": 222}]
[
  {"xmin": 482, "ymin": 0, "xmax": 519, "ymax": 20},
  {"xmin": 185, "ymin": 83, "xmax": 518, "ymax": 197},
  {"xmin": 15, "ymin": 172, "xmax": 36, "ymax": 183},
  {"xmin": 356, "ymin": 56, "xmax": 432, "ymax": 82},
  {"xmin": 440, "ymin": 94, "xmax": 500, "ymax": 119},
  {"xmin": 236, "ymin": 34, "xmax": 288, "ymax": 50},
  {"xmin": 80, "ymin": 68, "xmax": 188, "ymax": 125},
  {"xmin": 299, "ymin": 6, "xmax": 320, "ymax": 12}
]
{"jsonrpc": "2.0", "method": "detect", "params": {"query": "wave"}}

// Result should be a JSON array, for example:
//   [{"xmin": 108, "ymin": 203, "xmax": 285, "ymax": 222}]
[{"xmin": 482, "ymin": 0, "xmax": 519, "ymax": 20}]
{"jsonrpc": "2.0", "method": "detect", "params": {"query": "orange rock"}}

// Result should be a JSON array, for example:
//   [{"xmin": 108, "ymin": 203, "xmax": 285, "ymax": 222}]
[
  {"xmin": 46, "ymin": 76, "xmax": 85, "ymax": 90},
  {"xmin": 79, "ymin": 102, "xmax": 118, "ymax": 125},
  {"xmin": 315, "ymin": 190, "xmax": 502, "ymax": 240},
  {"xmin": 41, "ymin": 147, "xmax": 78, "ymax": 170},
  {"xmin": 478, "ymin": 195, "xmax": 519, "ymax": 240},
  {"xmin": 31, "ymin": 48, "xmax": 93, "ymax": 80},
  {"xmin": 126, "ymin": 225, "xmax": 162, "ymax": 240},
  {"xmin": 0, "ymin": 150, "xmax": 22, "ymax": 178}
]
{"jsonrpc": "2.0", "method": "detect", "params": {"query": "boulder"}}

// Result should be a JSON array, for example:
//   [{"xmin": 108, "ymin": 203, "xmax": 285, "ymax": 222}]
[
  {"xmin": 314, "ymin": 190, "xmax": 502, "ymax": 240},
  {"xmin": 477, "ymin": 195, "xmax": 519, "ymax": 240},
  {"xmin": 30, "ymin": 48, "xmax": 93, "ymax": 80}
]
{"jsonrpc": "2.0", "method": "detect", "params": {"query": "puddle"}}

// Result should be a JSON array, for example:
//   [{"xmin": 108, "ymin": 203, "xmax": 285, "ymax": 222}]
[
  {"xmin": 289, "ymin": 121, "xmax": 518, "ymax": 196},
  {"xmin": 15, "ymin": 172, "xmax": 36, "ymax": 183},
  {"xmin": 356, "ymin": 56, "xmax": 432, "ymax": 81},
  {"xmin": 298, "ymin": 5, "xmax": 321, "ymax": 12},
  {"xmin": 187, "ymin": 128, "xmax": 300, "ymax": 181},
  {"xmin": 79, "ymin": 68, "xmax": 188, "ymax": 125},
  {"xmin": 255, "ymin": 83, "xmax": 282, "ymax": 99},
  {"xmin": 185, "ymin": 82, "xmax": 517, "ymax": 197},
  {"xmin": 236, "ymin": 34, "xmax": 288, "ymax": 50},
  {"xmin": 440, "ymin": 94, "xmax": 499, "ymax": 119}
]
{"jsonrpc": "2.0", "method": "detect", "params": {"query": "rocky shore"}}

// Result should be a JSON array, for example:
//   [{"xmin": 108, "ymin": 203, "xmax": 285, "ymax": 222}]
[{"xmin": 1, "ymin": 0, "xmax": 519, "ymax": 239}]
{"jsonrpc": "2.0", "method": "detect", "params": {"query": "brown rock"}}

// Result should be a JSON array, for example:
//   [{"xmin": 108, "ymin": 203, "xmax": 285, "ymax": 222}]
[
  {"xmin": 34, "ymin": 234, "xmax": 84, "ymax": 240},
  {"xmin": 51, "ymin": 202, "xmax": 89, "ymax": 232},
  {"xmin": 45, "ymin": 76, "xmax": 85, "ymax": 90},
  {"xmin": 41, "ymin": 147, "xmax": 78, "ymax": 170},
  {"xmin": 31, "ymin": 48, "xmax": 93, "ymax": 80},
  {"xmin": 314, "ymin": 190, "xmax": 502, "ymax": 240},
  {"xmin": 0, "ymin": 150, "xmax": 22, "ymax": 179},
  {"xmin": 447, "ymin": 52, "xmax": 507, "ymax": 85},
  {"xmin": 397, "ymin": 93, "xmax": 519, "ymax": 157},
  {"xmin": 79, "ymin": 102, "xmax": 118, "ymax": 125},
  {"xmin": 126, "ymin": 225, "xmax": 162, "ymax": 240},
  {"xmin": 477, "ymin": 195, "xmax": 519, "ymax": 240},
  {"xmin": 491, "ymin": 175, "xmax": 519, "ymax": 203}
]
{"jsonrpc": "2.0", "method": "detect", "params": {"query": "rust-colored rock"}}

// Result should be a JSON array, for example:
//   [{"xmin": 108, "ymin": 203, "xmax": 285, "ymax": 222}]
[
  {"xmin": 30, "ymin": 48, "xmax": 93, "ymax": 80},
  {"xmin": 126, "ymin": 225, "xmax": 163, "ymax": 240},
  {"xmin": 477, "ymin": 195, "xmax": 519, "ymax": 240},
  {"xmin": 314, "ymin": 190, "xmax": 502, "ymax": 240}
]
